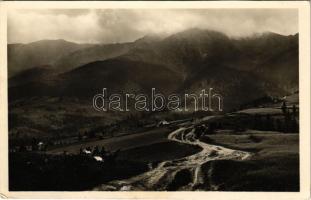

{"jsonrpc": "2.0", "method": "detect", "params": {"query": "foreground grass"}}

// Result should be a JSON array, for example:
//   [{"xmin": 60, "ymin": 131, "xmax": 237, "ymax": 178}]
[
  {"xmin": 9, "ymin": 138, "xmax": 201, "ymax": 191},
  {"xmin": 199, "ymin": 130, "xmax": 299, "ymax": 191},
  {"xmin": 117, "ymin": 141, "xmax": 202, "ymax": 163},
  {"xmin": 47, "ymin": 127, "xmax": 171, "ymax": 154},
  {"xmin": 9, "ymin": 153, "xmax": 148, "ymax": 191}
]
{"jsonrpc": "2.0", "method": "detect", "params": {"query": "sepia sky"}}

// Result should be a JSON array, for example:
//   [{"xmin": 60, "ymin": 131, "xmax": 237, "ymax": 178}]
[{"xmin": 8, "ymin": 9, "xmax": 298, "ymax": 44}]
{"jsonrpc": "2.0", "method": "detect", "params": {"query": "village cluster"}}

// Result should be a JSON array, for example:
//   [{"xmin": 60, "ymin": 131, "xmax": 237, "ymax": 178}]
[{"xmin": 79, "ymin": 145, "xmax": 120, "ymax": 162}]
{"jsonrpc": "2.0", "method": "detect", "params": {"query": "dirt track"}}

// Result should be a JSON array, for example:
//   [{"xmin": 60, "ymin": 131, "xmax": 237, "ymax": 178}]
[{"xmin": 93, "ymin": 126, "xmax": 251, "ymax": 191}]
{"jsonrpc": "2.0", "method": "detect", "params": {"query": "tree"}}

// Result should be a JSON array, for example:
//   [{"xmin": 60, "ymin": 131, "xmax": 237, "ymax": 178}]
[
  {"xmin": 31, "ymin": 137, "xmax": 38, "ymax": 151},
  {"xmin": 276, "ymin": 118, "xmax": 283, "ymax": 132},
  {"xmin": 253, "ymin": 114, "xmax": 261, "ymax": 130},
  {"xmin": 281, "ymin": 101, "xmax": 287, "ymax": 115},
  {"xmin": 206, "ymin": 122, "xmax": 216, "ymax": 134},
  {"xmin": 92, "ymin": 146, "xmax": 100, "ymax": 156},
  {"xmin": 291, "ymin": 118, "xmax": 299, "ymax": 133},
  {"xmin": 284, "ymin": 112, "xmax": 291, "ymax": 133},
  {"xmin": 292, "ymin": 104, "xmax": 297, "ymax": 119},
  {"xmin": 100, "ymin": 146, "xmax": 107, "ymax": 157},
  {"xmin": 264, "ymin": 114, "xmax": 273, "ymax": 131},
  {"xmin": 78, "ymin": 133, "xmax": 82, "ymax": 141},
  {"xmin": 79, "ymin": 147, "xmax": 83, "ymax": 155}
]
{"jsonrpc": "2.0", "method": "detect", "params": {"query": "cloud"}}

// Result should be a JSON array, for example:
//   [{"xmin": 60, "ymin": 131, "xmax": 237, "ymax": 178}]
[{"xmin": 8, "ymin": 9, "xmax": 298, "ymax": 44}]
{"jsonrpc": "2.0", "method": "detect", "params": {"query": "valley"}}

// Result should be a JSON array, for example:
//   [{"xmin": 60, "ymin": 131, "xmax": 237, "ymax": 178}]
[
  {"xmin": 8, "ymin": 28, "xmax": 299, "ymax": 192},
  {"xmin": 9, "ymin": 92, "xmax": 299, "ymax": 191}
]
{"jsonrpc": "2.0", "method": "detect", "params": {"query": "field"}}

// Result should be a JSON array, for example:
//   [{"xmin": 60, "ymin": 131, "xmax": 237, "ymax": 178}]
[
  {"xmin": 199, "ymin": 130, "xmax": 299, "ymax": 191},
  {"xmin": 9, "ymin": 127, "xmax": 202, "ymax": 191},
  {"xmin": 48, "ymin": 127, "xmax": 202, "ymax": 164},
  {"xmin": 9, "ymin": 93, "xmax": 300, "ymax": 191},
  {"xmin": 48, "ymin": 127, "xmax": 171, "ymax": 153}
]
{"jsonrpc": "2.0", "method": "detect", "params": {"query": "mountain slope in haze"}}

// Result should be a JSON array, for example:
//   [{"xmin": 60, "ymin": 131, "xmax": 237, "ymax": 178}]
[
  {"xmin": 9, "ymin": 58, "xmax": 183, "ymax": 100},
  {"xmin": 121, "ymin": 29, "xmax": 298, "ymax": 96},
  {"xmin": 8, "ymin": 65, "xmax": 55, "ymax": 87},
  {"xmin": 53, "ymin": 34, "xmax": 164, "ymax": 73},
  {"xmin": 53, "ymin": 43, "xmax": 133, "ymax": 73},
  {"xmin": 122, "ymin": 29, "xmax": 237, "ymax": 78},
  {"xmin": 8, "ymin": 39, "xmax": 94, "ymax": 77},
  {"xmin": 59, "ymin": 58, "xmax": 183, "ymax": 97},
  {"xmin": 8, "ymin": 28, "xmax": 299, "ymax": 139},
  {"xmin": 9, "ymin": 28, "xmax": 298, "ymax": 108},
  {"xmin": 8, "ymin": 35, "xmax": 165, "ymax": 78},
  {"xmin": 231, "ymin": 32, "xmax": 299, "ymax": 94}
]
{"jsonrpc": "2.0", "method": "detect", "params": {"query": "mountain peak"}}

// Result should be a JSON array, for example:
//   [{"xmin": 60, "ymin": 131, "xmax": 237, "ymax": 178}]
[
  {"xmin": 166, "ymin": 28, "xmax": 229, "ymax": 41},
  {"xmin": 28, "ymin": 39, "xmax": 77, "ymax": 46},
  {"xmin": 134, "ymin": 34, "xmax": 164, "ymax": 44},
  {"xmin": 251, "ymin": 31, "xmax": 286, "ymax": 39}
]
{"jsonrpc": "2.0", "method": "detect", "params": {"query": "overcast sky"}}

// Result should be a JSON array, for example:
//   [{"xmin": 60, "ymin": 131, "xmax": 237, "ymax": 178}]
[{"xmin": 8, "ymin": 9, "xmax": 298, "ymax": 44}]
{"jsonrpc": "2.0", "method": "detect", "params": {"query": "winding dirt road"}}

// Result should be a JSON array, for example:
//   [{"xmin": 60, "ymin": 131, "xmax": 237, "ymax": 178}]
[{"xmin": 93, "ymin": 126, "xmax": 251, "ymax": 191}]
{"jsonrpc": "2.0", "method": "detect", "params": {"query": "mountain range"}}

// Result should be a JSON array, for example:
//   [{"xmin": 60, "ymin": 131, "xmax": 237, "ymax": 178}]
[{"xmin": 8, "ymin": 28, "xmax": 299, "ymax": 111}]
